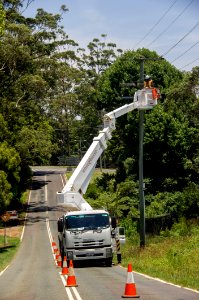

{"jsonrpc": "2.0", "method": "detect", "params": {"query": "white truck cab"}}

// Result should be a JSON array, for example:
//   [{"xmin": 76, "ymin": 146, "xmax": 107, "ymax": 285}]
[{"xmin": 58, "ymin": 210, "xmax": 114, "ymax": 266}]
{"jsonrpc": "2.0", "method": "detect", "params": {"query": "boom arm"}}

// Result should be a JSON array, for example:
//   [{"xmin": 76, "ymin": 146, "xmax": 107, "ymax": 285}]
[{"xmin": 57, "ymin": 88, "xmax": 158, "ymax": 210}]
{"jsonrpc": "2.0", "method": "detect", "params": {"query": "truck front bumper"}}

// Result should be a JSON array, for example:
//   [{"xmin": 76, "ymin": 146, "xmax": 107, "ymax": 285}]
[{"xmin": 66, "ymin": 247, "xmax": 113, "ymax": 261}]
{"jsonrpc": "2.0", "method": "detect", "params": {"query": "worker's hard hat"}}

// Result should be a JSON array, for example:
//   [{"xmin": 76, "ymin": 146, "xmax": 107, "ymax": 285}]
[{"xmin": 145, "ymin": 75, "xmax": 151, "ymax": 80}]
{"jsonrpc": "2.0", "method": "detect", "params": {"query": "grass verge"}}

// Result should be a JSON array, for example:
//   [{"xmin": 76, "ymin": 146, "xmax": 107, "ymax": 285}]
[
  {"xmin": 120, "ymin": 227, "xmax": 199, "ymax": 290},
  {"xmin": 0, "ymin": 236, "xmax": 20, "ymax": 272}
]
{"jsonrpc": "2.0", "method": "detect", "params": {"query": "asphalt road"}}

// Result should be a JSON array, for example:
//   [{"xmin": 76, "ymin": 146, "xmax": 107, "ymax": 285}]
[{"xmin": 0, "ymin": 167, "xmax": 198, "ymax": 300}]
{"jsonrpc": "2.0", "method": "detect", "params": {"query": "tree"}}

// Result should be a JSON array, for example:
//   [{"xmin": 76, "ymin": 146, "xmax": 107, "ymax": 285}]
[
  {"xmin": 0, "ymin": 170, "xmax": 12, "ymax": 212},
  {"xmin": 98, "ymin": 48, "xmax": 182, "ymax": 111},
  {"xmin": 15, "ymin": 122, "xmax": 55, "ymax": 165},
  {"xmin": 0, "ymin": 141, "xmax": 21, "ymax": 210},
  {"xmin": 144, "ymin": 105, "xmax": 194, "ymax": 192},
  {"xmin": 81, "ymin": 34, "xmax": 122, "ymax": 76},
  {"xmin": 0, "ymin": 2, "xmax": 5, "ymax": 36},
  {"xmin": 0, "ymin": 1, "xmax": 72, "ymax": 208},
  {"xmin": 97, "ymin": 49, "xmax": 196, "ymax": 185}
]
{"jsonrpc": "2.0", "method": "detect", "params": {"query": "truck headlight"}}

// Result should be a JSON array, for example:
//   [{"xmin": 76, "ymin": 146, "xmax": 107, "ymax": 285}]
[
  {"xmin": 67, "ymin": 251, "xmax": 73, "ymax": 260},
  {"xmin": 106, "ymin": 248, "xmax": 112, "ymax": 257}
]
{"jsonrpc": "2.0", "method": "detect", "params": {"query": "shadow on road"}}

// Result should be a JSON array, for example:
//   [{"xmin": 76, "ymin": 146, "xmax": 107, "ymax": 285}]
[
  {"xmin": 30, "ymin": 169, "xmax": 63, "ymax": 190},
  {"xmin": 30, "ymin": 179, "xmax": 50, "ymax": 190}
]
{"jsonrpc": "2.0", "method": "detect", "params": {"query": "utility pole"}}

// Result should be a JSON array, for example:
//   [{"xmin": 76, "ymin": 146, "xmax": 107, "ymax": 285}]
[
  {"xmin": 138, "ymin": 58, "xmax": 145, "ymax": 248},
  {"xmin": 121, "ymin": 56, "xmax": 163, "ymax": 248},
  {"xmin": 137, "ymin": 56, "xmax": 163, "ymax": 248},
  {"xmin": 120, "ymin": 58, "xmax": 147, "ymax": 248}
]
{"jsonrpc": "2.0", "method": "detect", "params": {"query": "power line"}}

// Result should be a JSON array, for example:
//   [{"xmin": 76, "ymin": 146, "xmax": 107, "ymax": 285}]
[
  {"xmin": 147, "ymin": 0, "xmax": 194, "ymax": 47},
  {"xmin": 171, "ymin": 40, "xmax": 199, "ymax": 63},
  {"xmin": 161, "ymin": 21, "xmax": 199, "ymax": 56},
  {"xmin": 179, "ymin": 57, "xmax": 199, "ymax": 70},
  {"xmin": 134, "ymin": 0, "xmax": 178, "ymax": 48}
]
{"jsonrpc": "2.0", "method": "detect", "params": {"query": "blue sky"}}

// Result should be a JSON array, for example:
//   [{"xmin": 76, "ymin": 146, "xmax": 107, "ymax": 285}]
[{"xmin": 23, "ymin": 0, "xmax": 199, "ymax": 71}]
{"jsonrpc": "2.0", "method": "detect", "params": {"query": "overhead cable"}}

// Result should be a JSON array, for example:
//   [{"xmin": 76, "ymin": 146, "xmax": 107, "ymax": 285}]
[
  {"xmin": 134, "ymin": 0, "xmax": 178, "ymax": 48},
  {"xmin": 171, "ymin": 41, "xmax": 199, "ymax": 63},
  {"xmin": 147, "ymin": 0, "xmax": 194, "ymax": 47},
  {"xmin": 179, "ymin": 57, "xmax": 199, "ymax": 70},
  {"xmin": 161, "ymin": 21, "xmax": 199, "ymax": 56}
]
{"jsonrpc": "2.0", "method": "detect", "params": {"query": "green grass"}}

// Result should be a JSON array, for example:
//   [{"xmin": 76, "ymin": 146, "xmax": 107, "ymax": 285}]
[
  {"xmin": 0, "ymin": 236, "xmax": 20, "ymax": 272},
  {"xmin": 120, "ymin": 228, "xmax": 199, "ymax": 290},
  {"xmin": 20, "ymin": 190, "xmax": 29, "ymax": 205}
]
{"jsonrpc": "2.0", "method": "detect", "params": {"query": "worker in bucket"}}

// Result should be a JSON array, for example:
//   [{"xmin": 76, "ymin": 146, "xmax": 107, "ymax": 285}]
[{"xmin": 144, "ymin": 75, "xmax": 153, "ymax": 88}]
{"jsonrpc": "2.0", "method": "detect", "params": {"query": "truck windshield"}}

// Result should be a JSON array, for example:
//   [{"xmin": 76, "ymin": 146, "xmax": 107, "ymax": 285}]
[{"xmin": 65, "ymin": 213, "xmax": 110, "ymax": 230}]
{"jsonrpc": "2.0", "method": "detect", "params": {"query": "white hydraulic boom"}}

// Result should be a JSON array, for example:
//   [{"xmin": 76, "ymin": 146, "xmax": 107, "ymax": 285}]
[{"xmin": 57, "ymin": 87, "xmax": 159, "ymax": 210}]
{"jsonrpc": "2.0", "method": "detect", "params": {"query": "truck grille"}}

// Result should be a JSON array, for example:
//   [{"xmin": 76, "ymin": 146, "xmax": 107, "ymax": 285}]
[
  {"xmin": 76, "ymin": 253, "xmax": 102, "ymax": 258},
  {"xmin": 74, "ymin": 239, "xmax": 104, "ymax": 248}
]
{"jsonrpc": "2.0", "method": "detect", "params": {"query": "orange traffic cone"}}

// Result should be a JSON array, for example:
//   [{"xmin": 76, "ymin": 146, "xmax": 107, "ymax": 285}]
[
  {"xmin": 65, "ymin": 260, "xmax": 78, "ymax": 287},
  {"xmin": 122, "ymin": 264, "xmax": 140, "ymax": 298},
  {"xmin": 57, "ymin": 253, "xmax": 62, "ymax": 268},
  {"xmin": 51, "ymin": 237, "xmax": 56, "ymax": 247},
  {"xmin": 61, "ymin": 256, "xmax": 69, "ymax": 275},
  {"xmin": 55, "ymin": 251, "xmax": 60, "ymax": 260},
  {"xmin": 53, "ymin": 243, "xmax": 58, "ymax": 254}
]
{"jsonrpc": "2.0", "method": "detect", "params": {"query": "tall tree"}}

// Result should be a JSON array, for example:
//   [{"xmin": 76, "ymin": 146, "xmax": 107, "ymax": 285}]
[{"xmin": 0, "ymin": 2, "xmax": 5, "ymax": 36}]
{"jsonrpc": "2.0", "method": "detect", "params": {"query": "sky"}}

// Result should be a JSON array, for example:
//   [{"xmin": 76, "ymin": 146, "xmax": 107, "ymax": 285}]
[{"xmin": 23, "ymin": 0, "xmax": 199, "ymax": 71}]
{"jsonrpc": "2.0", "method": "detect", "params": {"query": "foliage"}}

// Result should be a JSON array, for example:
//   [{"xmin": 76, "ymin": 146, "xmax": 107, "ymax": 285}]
[
  {"xmin": 0, "ymin": 0, "xmax": 198, "ymax": 227},
  {"xmin": 121, "ymin": 221, "xmax": 199, "ymax": 290},
  {"xmin": 143, "ymin": 105, "xmax": 197, "ymax": 192},
  {"xmin": 92, "ymin": 48, "xmax": 199, "ymax": 226},
  {"xmin": 97, "ymin": 48, "xmax": 182, "ymax": 110},
  {"xmin": 85, "ymin": 172, "xmax": 139, "ymax": 219},
  {"xmin": 15, "ymin": 122, "xmax": 55, "ymax": 165},
  {"xmin": 160, "ymin": 218, "xmax": 199, "ymax": 237},
  {"xmin": 81, "ymin": 34, "xmax": 122, "ymax": 76},
  {"xmin": 0, "ymin": 141, "xmax": 22, "ymax": 210},
  {"xmin": 0, "ymin": 170, "xmax": 12, "ymax": 212},
  {"xmin": 0, "ymin": 0, "xmax": 122, "ymax": 210},
  {"xmin": 0, "ymin": 142, "xmax": 21, "ymax": 181},
  {"xmin": 0, "ymin": 2, "xmax": 5, "ymax": 36}
]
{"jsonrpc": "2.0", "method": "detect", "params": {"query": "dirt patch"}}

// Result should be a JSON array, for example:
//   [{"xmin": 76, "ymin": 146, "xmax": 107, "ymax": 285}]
[{"xmin": 0, "ymin": 225, "xmax": 23, "ymax": 238}]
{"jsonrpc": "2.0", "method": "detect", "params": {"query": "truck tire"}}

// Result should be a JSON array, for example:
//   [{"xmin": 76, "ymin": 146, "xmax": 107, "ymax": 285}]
[
  {"xmin": 58, "ymin": 238, "xmax": 61, "ymax": 252},
  {"xmin": 61, "ymin": 247, "xmax": 65, "ymax": 261}
]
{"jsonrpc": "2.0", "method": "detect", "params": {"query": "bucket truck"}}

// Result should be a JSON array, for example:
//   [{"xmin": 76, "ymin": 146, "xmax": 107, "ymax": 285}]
[{"xmin": 57, "ymin": 87, "xmax": 158, "ymax": 266}]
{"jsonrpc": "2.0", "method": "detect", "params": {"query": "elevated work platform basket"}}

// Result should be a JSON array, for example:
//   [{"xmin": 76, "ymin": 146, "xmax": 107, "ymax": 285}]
[{"xmin": 134, "ymin": 88, "xmax": 159, "ymax": 110}]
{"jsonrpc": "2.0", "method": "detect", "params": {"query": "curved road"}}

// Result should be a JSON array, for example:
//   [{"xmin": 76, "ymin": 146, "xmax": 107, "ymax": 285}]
[{"xmin": 0, "ymin": 167, "xmax": 198, "ymax": 300}]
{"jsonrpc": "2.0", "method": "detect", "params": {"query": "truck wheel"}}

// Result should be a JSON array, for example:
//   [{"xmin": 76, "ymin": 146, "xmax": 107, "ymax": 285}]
[
  {"xmin": 61, "ymin": 248, "xmax": 65, "ymax": 261},
  {"xmin": 58, "ymin": 238, "xmax": 62, "ymax": 252},
  {"xmin": 105, "ymin": 258, "xmax": 112, "ymax": 267}
]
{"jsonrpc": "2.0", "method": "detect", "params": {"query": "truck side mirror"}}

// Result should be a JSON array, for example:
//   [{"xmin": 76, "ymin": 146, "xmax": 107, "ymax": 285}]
[
  {"xmin": 57, "ymin": 218, "xmax": 63, "ymax": 232},
  {"xmin": 111, "ymin": 216, "xmax": 117, "ymax": 229}
]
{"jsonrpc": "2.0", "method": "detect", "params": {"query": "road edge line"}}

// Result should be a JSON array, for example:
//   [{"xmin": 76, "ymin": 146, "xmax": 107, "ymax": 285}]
[{"xmin": 119, "ymin": 265, "xmax": 199, "ymax": 294}]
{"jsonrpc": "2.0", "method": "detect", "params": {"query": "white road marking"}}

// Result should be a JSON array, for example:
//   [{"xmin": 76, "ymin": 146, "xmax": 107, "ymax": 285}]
[
  {"xmin": 45, "ymin": 175, "xmax": 48, "ymax": 215},
  {"xmin": 46, "ymin": 218, "xmax": 52, "ymax": 244},
  {"xmin": 134, "ymin": 271, "xmax": 199, "ymax": 293},
  {"xmin": 60, "ymin": 173, "xmax": 66, "ymax": 187},
  {"xmin": 1, "ymin": 189, "xmax": 33, "ymax": 276},
  {"xmin": 0, "ymin": 265, "xmax": 10, "ymax": 277},
  {"xmin": 20, "ymin": 190, "xmax": 32, "ymax": 241},
  {"xmin": 45, "ymin": 174, "xmax": 82, "ymax": 300},
  {"xmin": 120, "ymin": 266, "xmax": 199, "ymax": 294},
  {"xmin": 72, "ymin": 287, "xmax": 83, "ymax": 300},
  {"xmin": 59, "ymin": 273, "xmax": 76, "ymax": 300}
]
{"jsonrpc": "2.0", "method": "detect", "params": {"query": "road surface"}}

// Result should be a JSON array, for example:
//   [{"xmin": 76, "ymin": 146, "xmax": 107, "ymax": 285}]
[{"xmin": 0, "ymin": 167, "xmax": 198, "ymax": 300}]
